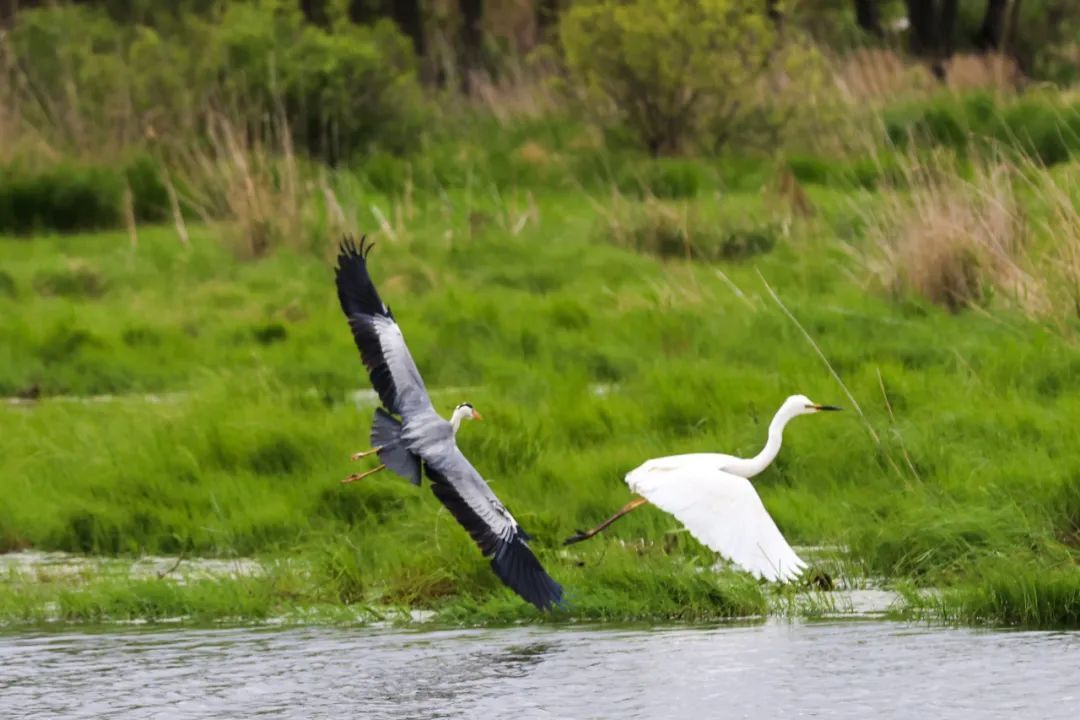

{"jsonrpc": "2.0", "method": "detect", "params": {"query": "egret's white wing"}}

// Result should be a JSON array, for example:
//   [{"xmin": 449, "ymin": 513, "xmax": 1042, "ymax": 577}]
[{"xmin": 626, "ymin": 458, "xmax": 807, "ymax": 583}]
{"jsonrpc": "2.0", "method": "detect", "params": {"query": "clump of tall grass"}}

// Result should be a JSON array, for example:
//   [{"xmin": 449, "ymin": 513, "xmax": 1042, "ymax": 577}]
[
  {"xmin": 909, "ymin": 557, "xmax": 1080, "ymax": 628},
  {"xmin": 1028, "ymin": 163, "xmax": 1080, "ymax": 319},
  {"xmin": 884, "ymin": 91, "xmax": 1080, "ymax": 167},
  {"xmin": 862, "ymin": 149, "xmax": 1080, "ymax": 321},
  {"xmin": 165, "ymin": 113, "xmax": 356, "ymax": 259},
  {"xmin": 862, "ymin": 154, "xmax": 1044, "ymax": 313},
  {"xmin": 599, "ymin": 194, "xmax": 779, "ymax": 262}
]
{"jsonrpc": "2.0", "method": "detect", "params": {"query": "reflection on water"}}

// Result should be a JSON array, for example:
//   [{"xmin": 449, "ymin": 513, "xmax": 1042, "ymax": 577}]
[{"xmin": 2, "ymin": 621, "xmax": 1078, "ymax": 719}]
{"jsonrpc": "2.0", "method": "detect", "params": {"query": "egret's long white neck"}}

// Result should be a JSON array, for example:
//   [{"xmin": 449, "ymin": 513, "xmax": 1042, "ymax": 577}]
[
  {"xmin": 449, "ymin": 406, "xmax": 469, "ymax": 433},
  {"xmin": 724, "ymin": 404, "xmax": 799, "ymax": 479}
]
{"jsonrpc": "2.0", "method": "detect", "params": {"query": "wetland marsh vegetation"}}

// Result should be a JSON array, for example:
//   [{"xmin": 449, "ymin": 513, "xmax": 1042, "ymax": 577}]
[{"xmin": 2, "ymin": 0, "xmax": 1080, "ymax": 630}]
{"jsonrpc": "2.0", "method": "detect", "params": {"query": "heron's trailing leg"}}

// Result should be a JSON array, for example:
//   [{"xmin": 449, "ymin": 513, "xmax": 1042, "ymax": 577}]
[
  {"xmin": 342, "ymin": 464, "xmax": 386, "ymax": 484},
  {"xmin": 563, "ymin": 497, "xmax": 649, "ymax": 545},
  {"xmin": 350, "ymin": 446, "xmax": 383, "ymax": 461}
]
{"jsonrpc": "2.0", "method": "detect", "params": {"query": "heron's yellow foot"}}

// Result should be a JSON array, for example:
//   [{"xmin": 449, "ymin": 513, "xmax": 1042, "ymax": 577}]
[
  {"xmin": 350, "ymin": 446, "xmax": 382, "ymax": 461},
  {"xmin": 341, "ymin": 464, "xmax": 387, "ymax": 484}
]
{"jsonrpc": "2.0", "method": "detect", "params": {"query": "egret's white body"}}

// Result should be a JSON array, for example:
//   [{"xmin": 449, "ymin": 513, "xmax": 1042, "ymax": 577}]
[
  {"xmin": 626, "ymin": 456, "xmax": 807, "ymax": 583},
  {"xmin": 625, "ymin": 395, "xmax": 837, "ymax": 583},
  {"xmin": 566, "ymin": 394, "xmax": 839, "ymax": 584}
]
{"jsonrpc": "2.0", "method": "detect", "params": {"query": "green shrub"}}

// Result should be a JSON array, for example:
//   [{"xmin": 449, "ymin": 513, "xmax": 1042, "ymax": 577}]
[
  {"xmin": 884, "ymin": 92, "xmax": 1080, "ymax": 167},
  {"xmin": 201, "ymin": 2, "xmax": 425, "ymax": 160},
  {"xmin": 33, "ymin": 264, "xmax": 109, "ymax": 299},
  {"xmin": 0, "ymin": 165, "xmax": 124, "ymax": 234},
  {"xmin": 787, "ymin": 152, "xmax": 902, "ymax": 190},
  {"xmin": 560, "ymin": 0, "xmax": 776, "ymax": 155},
  {"xmin": 602, "ymin": 199, "xmax": 777, "ymax": 261},
  {"xmin": 0, "ymin": 270, "xmax": 18, "ymax": 298},
  {"xmin": 5, "ymin": 3, "xmax": 426, "ymax": 163},
  {"xmin": 615, "ymin": 158, "xmax": 707, "ymax": 199},
  {"xmin": 992, "ymin": 99, "xmax": 1080, "ymax": 167},
  {"xmin": 359, "ymin": 152, "xmax": 411, "ymax": 194},
  {"xmin": 124, "ymin": 154, "xmax": 170, "ymax": 223}
]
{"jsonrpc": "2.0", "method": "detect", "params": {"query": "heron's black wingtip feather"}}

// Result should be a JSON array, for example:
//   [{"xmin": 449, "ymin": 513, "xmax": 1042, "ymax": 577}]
[
  {"xmin": 337, "ymin": 233, "xmax": 365, "ymax": 261},
  {"xmin": 335, "ymin": 232, "xmax": 400, "ymax": 413},
  {"xmin": 426, "ymin": 465, "xmax": 563, "ymax": 612},
  {"xmin": 490, "ymin": 535, "xmax": 565, "ymax": 612},
  {"xmin": 336, "ymin": 233, "xmax": 391, "ymax": 320}
]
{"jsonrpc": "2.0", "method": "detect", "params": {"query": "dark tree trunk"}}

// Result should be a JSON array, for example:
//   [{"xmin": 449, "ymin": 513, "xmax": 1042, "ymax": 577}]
[
  {"xmin": 766, "ymin": 0, "xmax": 782, "ymax": 28},
  {"xmin": 0, "ymin": 0, "xmax": 41, "ymax": 28},
  {"xmin": 459, "ymin": 0, "xmax": 483, "ymax": 93},
  {"xmin": 390, "ymin": 0, "xmax": 425, "ymax": 58},
  {"xmin": 854, "ymin": 0, "xmax": 883, "ymax": 37},
  {"xmin": 904, "ymin": 0, "xmax": 958, "ymax": 81},
  {"xmin": 939, "ymin": 0, "xmax": 958, "ymax": 57},
  {"xmin": 300, "ymin": 0, "xmax": 329, "ymax": 27},
  {"xmin": 904, "ymin": 0, "xmax": 939, "ymax": 57},
  {"xmin": 536, "ymin": 0, "xmax": 559, "ymax": 41},
  {"xmin": 0, "ymin": 0, "xmax": 15, "ymax": 29},
  {"xmin": 973, "ymin": 0, "xmax": 1008, "ymax": 50},
  {"xmin": 348, "ymin": 0, "xmax": 425, "ymax": 58}
]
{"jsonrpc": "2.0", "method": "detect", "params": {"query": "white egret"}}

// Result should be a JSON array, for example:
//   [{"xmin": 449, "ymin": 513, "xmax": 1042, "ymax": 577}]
[
  {"xmin": 564, "ymin": 395, "xmax": 840, "ymax": 583},
  {"xmin": 334, "ymin": 236, "xmax": 563, "ymax": 610}
]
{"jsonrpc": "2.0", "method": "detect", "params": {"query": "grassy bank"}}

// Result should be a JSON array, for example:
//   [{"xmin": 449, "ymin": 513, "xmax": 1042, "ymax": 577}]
[
  {"xmin": 0, "ymin": 551, "xmax": 771, "ymax": 627},
  {"xmin": 3, "ymin": 167, "xmax": 1080, "ymax": 629}
]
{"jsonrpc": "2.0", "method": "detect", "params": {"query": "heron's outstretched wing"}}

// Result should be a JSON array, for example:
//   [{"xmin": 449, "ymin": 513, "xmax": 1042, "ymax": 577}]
[
  {"xmin": 424, "ymin": 448, "xmax": 564, "ymax": 611},
  {"xmin": 626, "ymin": 458, "xmax": 807, "ymax": 583},
  {"xmin": 335, "ymin": 236, "xmax": 433, "ymax": 418}
]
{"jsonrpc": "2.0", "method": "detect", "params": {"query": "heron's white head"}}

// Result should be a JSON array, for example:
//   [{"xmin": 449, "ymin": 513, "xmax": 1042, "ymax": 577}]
[
  {"xmin": 781, "ymin": 394, "xmax": 842, "ymax": 419},
  {"xmin": 455, "ymin": 402, "xmax": 482, "ymax": 421},
  {"xmin": 450, "ymin": 402, "xmax": 483, "ymax": 431}
]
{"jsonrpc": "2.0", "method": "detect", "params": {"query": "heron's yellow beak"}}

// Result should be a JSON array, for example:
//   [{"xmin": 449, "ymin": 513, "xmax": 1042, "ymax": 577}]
[{"xmin": 472, "ymin": 410, "xmax": 484, "ymax": 421}]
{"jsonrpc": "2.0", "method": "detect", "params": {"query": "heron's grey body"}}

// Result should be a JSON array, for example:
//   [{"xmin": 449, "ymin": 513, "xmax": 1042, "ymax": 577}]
[
  {"xmin": 369, "ymin": 407, "xmax": 420, "ymax": 485},
  {"xmin": 335, "ymin": 237, "xmax": 563, "ymax": 610}
]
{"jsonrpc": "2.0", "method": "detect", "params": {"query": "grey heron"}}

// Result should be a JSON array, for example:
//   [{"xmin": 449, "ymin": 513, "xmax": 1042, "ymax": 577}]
[
  {"xmin": 334, "ymin": 236, "xmax": 564, "ymax": 611},
  {"xmin": 564, "ymin": 395, "xmax": 841, "ymax": 583},
  {"xmin": 343, "ymin": 401, "xmax": 481, "ymax": 484}
]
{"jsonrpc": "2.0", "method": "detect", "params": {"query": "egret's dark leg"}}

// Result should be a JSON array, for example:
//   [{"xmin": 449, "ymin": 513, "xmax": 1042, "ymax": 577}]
[
  {"xmin": 350, "ymin": 446, "xmax": 383, "ymax": 461},
  {"xmin": 342, "ymin": 464, "xmax": 386, "ymax": 484},
  {"xmin": 563, "ymin": 497, "xmax": 649, "ymax": 545}
]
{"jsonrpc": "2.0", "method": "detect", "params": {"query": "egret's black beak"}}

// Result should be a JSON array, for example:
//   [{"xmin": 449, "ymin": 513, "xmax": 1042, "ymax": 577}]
[{"xmin": 813, "ymin": 404, "xmax": 842, "ymax": 412}]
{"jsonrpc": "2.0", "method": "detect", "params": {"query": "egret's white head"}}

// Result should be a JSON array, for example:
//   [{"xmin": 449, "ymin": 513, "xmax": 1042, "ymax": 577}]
[{"xmin": 783, "ymin": 394, "xmax": 842, "ymax": 417}]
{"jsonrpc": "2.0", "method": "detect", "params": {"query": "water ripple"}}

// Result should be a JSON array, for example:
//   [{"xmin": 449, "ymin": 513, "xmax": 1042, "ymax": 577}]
[{"xmin": 2, "ymin": 622, "xmax": 1078, "ymax": 719}]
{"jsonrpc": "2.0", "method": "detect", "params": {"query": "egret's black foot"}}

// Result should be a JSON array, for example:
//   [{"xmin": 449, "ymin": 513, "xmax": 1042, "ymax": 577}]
[{"xmin": 563, "ymin": 530, "xmax": 590, "ymax": 546}]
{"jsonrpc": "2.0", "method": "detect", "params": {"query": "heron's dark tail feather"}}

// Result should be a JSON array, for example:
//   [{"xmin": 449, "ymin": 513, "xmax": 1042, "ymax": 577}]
[{"xmin": 370, "ymin": 407, "xmax": 421, "ymax": 486}]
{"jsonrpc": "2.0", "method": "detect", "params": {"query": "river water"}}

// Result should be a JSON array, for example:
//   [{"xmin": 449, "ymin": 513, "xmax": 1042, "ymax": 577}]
[{"xmin": 2, "ymin": 621, "xmax": 1077, "ymax": 719}]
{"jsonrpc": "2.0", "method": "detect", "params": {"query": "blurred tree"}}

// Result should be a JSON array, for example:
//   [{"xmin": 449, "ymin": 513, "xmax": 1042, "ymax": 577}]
[
  {"xmin": 536, "ymin": 0, "xmax": 560, "ymax": 40},
  {"xmin": 459, "ymin": 0, "xmax": 483, "ymax": 92},
  {"xmin": 345, "ymin": 0, "xmax": 425, "ymax": 58},
  {"xmin": 298, "ymin": 1, "xmax": 423, "ymax": 57},
  {"xmin": 853, "ymin": 0, "xmax": 883, "ymax": 36},
  {"xmin": 973, "ymin": 0, "xmax": 1009, "ymax": 49},
  {"xmin": 562, "ymin": 0, "xmax": 778, "ymax": 155},
  {"xmin": 903, "ymin": 0, "xmax": 956, "ymax": 79}
]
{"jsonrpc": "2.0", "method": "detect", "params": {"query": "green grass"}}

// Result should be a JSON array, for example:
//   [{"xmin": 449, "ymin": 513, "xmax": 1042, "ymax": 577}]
[
  {"xmin": 0, "ymin": 549, "xmax": 769, "ymax": 627},
  {"xmin": 2, "ymin": 170, "xmax": 1080, "ymax": 629}
]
